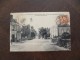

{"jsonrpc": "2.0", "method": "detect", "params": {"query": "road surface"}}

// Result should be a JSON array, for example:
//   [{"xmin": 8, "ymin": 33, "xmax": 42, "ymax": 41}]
[{"xmin": 10, "ymin": 39, "xmax": 69, "ymax": 52}]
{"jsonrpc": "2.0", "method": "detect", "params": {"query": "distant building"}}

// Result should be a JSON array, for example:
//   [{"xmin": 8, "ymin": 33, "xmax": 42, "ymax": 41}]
[{"xmin": 50, "ymin": 26, "xmax": 58, "ymax": 39}]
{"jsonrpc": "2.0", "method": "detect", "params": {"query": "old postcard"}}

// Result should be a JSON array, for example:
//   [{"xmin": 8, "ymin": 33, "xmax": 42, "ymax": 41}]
[{"xmin": 10, "ymin": 12, "xmax": 71, "ymax": 52}]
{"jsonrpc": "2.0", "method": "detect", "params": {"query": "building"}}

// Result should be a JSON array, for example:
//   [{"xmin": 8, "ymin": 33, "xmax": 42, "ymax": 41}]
[
  {"xmin": 10, "ymin": 15, "xmax": 21, "ymax": 42},
  {"xmin": 58, "ymin": 25, "xmax": 70, "ymax": 36}
]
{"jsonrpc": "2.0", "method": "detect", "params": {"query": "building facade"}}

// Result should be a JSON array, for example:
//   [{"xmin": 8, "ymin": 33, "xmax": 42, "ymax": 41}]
[{"xmin": 10, "ymin": 16, "xmax": 21, "ymax": 42}]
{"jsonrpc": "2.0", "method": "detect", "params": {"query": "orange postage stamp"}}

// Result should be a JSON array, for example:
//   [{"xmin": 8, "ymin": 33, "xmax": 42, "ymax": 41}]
[{"xmin": 59, "ymin": 15, "xmax": 69, "ymax": 25}]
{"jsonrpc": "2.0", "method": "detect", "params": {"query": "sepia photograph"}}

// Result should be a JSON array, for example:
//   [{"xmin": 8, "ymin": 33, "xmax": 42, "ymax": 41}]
[{"xmin": 10, "ymin": 12, "xmax": 71, "ymax": 52}]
